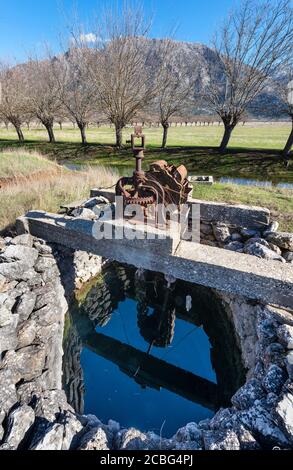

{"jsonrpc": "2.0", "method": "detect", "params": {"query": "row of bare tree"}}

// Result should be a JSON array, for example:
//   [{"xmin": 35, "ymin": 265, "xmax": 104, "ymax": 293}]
[{"xmin": 0, "ymin": 0, "xmax": 292, "ymax": 155}]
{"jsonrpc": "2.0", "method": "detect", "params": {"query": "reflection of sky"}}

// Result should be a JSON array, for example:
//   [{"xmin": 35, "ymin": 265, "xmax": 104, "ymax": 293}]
[
  {"xmin": 220, "ymin": 177, "xmax": 293, "ymax": 190},
  {"xmin": 80, "ymin": 298, "xmax": 216, "ymax": 437}
]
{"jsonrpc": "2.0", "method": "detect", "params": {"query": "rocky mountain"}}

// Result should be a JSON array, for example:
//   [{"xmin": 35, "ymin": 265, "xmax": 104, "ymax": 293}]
[
  {"xmin": 157, "ymin": 40, "xmax": 286, "ymax": 119},
  {"xmin": 14, "ymin": 39, "xmax": 288, "ymax": 122}
]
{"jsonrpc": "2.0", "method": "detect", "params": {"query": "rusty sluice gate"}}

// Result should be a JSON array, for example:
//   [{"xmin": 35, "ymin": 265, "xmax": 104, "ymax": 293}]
[{"xmin": 116, "ymin": 127, "xmax": 192, "ymax": 221}]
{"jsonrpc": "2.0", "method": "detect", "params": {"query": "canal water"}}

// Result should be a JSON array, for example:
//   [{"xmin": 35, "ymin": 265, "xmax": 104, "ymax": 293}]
[
  {"xmin": 62, "ymin": 162, "xmax": 293, "ymax": 189},
  {"xmin": 219, "ymin": 176, "xmax": 293, "ymax": 189},
  {"xmin": 63, "ymin": 263, "xmax": 246, "ymax": 437}
]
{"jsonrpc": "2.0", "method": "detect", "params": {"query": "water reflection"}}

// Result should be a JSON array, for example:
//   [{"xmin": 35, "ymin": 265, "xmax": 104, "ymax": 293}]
[
  {"xmin": 219, "ymin": 176, "xmax": 293, "ymax": 189},
  {"xmin": 63, "ymin": 263, "xmax": 246, "ymax": 436},
  {"xmin": 60, "ymin": 161, "xmax": 293, "ymax": 189}
]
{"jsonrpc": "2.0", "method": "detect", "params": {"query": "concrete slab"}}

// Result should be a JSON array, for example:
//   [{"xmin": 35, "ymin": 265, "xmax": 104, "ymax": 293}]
[
  {"xmin": 189, "ymin": 198, "xmax": 270, "ymax": 229},
  {"xmin": 17, "ymin": 211, "xmax": 181, "ymax": 256},
  {"xmin": 188, "ymin": 176, "xmax": 214, "ymax": 185},
  {"xmin": 17, "ymin": 211, "xmax": 293, "ymax": 309},
  {"xmin": 90, "ymin": 188, "xmax": 270, "ymax": 229}
]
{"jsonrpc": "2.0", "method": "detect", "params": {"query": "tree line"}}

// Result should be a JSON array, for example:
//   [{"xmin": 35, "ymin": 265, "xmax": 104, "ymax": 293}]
[{"xmin": 0, "ymin": 0, "xmax": 292, "ymax": 155}]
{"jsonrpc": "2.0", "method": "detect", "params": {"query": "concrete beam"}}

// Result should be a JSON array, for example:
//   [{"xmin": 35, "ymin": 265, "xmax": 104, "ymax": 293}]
[
  {"xmin": 189, "ymin": 198, "xmax": 270, "ymax": 229},
  {"xmin": 82, "ymin": 330, "xmax": 220, "ymax": 410},
  {"xmin": 17, "ymin": 211, "xmax": 293, "ymax": 309},
  {"xmin": 90, "ymin": 188, "xmax": 270, "ymax": 229},
  {"xmin": 17, "ymin": 211, "xmax": 181, "ymax": 256}
]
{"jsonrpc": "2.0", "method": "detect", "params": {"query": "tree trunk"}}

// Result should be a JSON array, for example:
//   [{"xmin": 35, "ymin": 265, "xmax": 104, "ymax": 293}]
[
  {"xmin": 115, "ymin": 124, "xmax": 123, "ymax": 148},
  {"xmin": 14, "ymin": 125, "xmax": 24, "ymax": 142},
  {"xmin": 77, "ymin": 122, "xmax": 87, "ymax": 145},
  {"xmin": 43, "ymin": 121, "xmax": 55, "ymax": 143},
  {"xmin": 47, "ymin": 125, "xmax": 55, "ymax": 143},
  {"xmin": 219, "ymin": 123, "xmax": 235, "ymax": 153},
  {"xmin": 161, "ymin": 124, "xmax": 169, "ymax": 148},
  {"xmin": 283, "ymin": 118, "xmax": 293, "ymax": 157}
]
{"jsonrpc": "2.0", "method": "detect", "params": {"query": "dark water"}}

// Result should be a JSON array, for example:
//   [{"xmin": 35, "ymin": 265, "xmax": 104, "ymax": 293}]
[{"xmin": 63, "ymin": 263, "xmax": 246, "ymax": 437}]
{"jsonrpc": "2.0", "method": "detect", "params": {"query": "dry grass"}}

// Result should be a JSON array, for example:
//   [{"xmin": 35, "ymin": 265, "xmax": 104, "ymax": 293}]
[
  {"xmin": 0, "ymin": 149, "xmax": 61, "ymax": 180},
  {"xmin": 0, "ymin": 158, "xmax": 117, "ymax": 233}
]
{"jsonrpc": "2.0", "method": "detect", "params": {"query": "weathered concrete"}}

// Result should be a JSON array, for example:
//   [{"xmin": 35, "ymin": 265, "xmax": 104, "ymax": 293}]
[
  {"xmin": 17, "ymin": 211, "xmax": 180, "ymax": 256},
  {"xmin": 189, "ymin": 198, "xmax": 270, "ymax": 229},
  {"xmin": 17, "ymin": 211, "xmax": 293, "ymax": 309},
  {"xmin": 188, "ymin": 176, "xmax": 214, "ymax": 185},
  {"xmin": 90, "ymin": 188, "xmax": 270, "ymax": 229}
]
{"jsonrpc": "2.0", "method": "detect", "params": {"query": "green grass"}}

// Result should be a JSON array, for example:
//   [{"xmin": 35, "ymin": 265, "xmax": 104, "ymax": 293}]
[
  {"xmin": 193, "ymin": 182, "xmax": 293, "ymax": 232},
  {"xmin": 0, "ymin": 123, "xmax": 291, "ymax": 149},
  {"xmin": 0, "ymin": 124, "xmax": 292, "ymax": 183}
]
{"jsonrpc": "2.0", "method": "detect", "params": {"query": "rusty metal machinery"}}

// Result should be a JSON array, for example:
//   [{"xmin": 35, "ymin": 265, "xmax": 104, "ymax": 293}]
[{"xmin": 116, "ymin": 127, "xmax": 192, "ymax": 217}]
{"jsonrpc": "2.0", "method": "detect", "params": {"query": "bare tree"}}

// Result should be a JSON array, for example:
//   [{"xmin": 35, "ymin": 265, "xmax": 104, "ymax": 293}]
[
  {"xmin": 274, "ymin": 68, "xmax": 293, "ymax": 157},
  {"xmin": 84, "ymin": 3, "xmax": 170, "ymax": 148},
  {"xmin": 25, "ymin": 57, "xmax": 61, "ymax": 143},
  {"xmin": 52, "ymin": 47, "xmax": 97, "ymax": 144},
  {"xmin": 154, "ymin": 51, "xmax": 193, "ymax": 148},
  {"xmin": 0, "ymin": 64, "xmax": 28, "ymax": 142},
  {"xmin": 205, "ymin": 0, "xmax": 293, "ymax": 153},
  {"xmin": 0, "ymin": 117, "xmax": 9, "ymax": 130},
  {"xmin": 283, "ymin": 78, "xmax": 293, "ymax": 157}
]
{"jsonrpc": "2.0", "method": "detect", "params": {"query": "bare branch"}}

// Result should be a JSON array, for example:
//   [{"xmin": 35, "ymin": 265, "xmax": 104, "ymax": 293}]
[{"xmin": 204, "ymin": 0, "xmax": 293, "ymax": 152}]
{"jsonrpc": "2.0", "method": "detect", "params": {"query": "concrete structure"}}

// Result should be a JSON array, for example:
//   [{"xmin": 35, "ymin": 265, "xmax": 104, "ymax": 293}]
[
  {"xmin": 90, "ymin": 188, "xmax": 270, "ymax": 229},
  {"xmin": 1, "ymin": 233, "xmax": 293, "ymax": 450},
  {"xmin": 17, "ymin": 210, "xmax": 293, "ymax": 309},
  {"xmin": 188, "ymin": 176, "xmax": 214, "ymax": 185}
]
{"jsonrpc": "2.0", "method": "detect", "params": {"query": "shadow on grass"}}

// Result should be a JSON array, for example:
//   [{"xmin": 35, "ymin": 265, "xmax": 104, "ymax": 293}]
[{"xmin": 0, "ymin": 138, "xmax": 292, "ymax": 182}]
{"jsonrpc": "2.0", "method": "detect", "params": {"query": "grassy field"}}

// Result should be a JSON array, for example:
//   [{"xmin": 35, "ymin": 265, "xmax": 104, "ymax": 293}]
[
  {"xmin": 0, "ymin": 123, "xmax": 292, "ymax": 149},
  {"xmin": 0, "ymin": 132, "xmax": 292, "ymax": 234},
  {"xmin": 0, "ymin": 124, "xmax": 292, "ymax": 182},
  {"xmin": 0, "ymin": 150, "xmax": 117, "ymax": 233}
]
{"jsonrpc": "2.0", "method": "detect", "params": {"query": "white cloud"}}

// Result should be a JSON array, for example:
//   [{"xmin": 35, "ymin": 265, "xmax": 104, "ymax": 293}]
[{"xmin": 79, "ymin": 33, "xmax": 97, "ymax": 44}]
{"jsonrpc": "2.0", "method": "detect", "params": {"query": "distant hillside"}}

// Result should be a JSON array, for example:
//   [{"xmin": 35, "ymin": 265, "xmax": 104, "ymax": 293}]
[
  {"xmin": 163, "ymin": 40, "xmax": 285, "ymax": 119},
  {"xmin": 17, "ymin": 39, "xmax": 286, "ymax": 122}
]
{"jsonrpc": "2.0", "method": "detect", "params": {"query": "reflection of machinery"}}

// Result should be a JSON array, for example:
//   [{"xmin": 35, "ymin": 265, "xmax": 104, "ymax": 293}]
[
  {"xmin": 115, "ymin": 127, "xmax": 192, "ymax": 222},
  {"xmin": 64, "ymin": 262, "xmax": 246, "ymax": 415},
  {"xmin": 135, "ymin": 273, "xmax": 175, "ymax": 350},
  {"xmin": 70, "ymin": 307, "xmax": 220, "ymax": 411}
]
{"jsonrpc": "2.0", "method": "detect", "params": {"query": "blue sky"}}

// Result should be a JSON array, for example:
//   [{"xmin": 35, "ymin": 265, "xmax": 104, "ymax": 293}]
[{"xmin": 0, "ymin": 0, "xmax": 238, "ymax": 63}]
